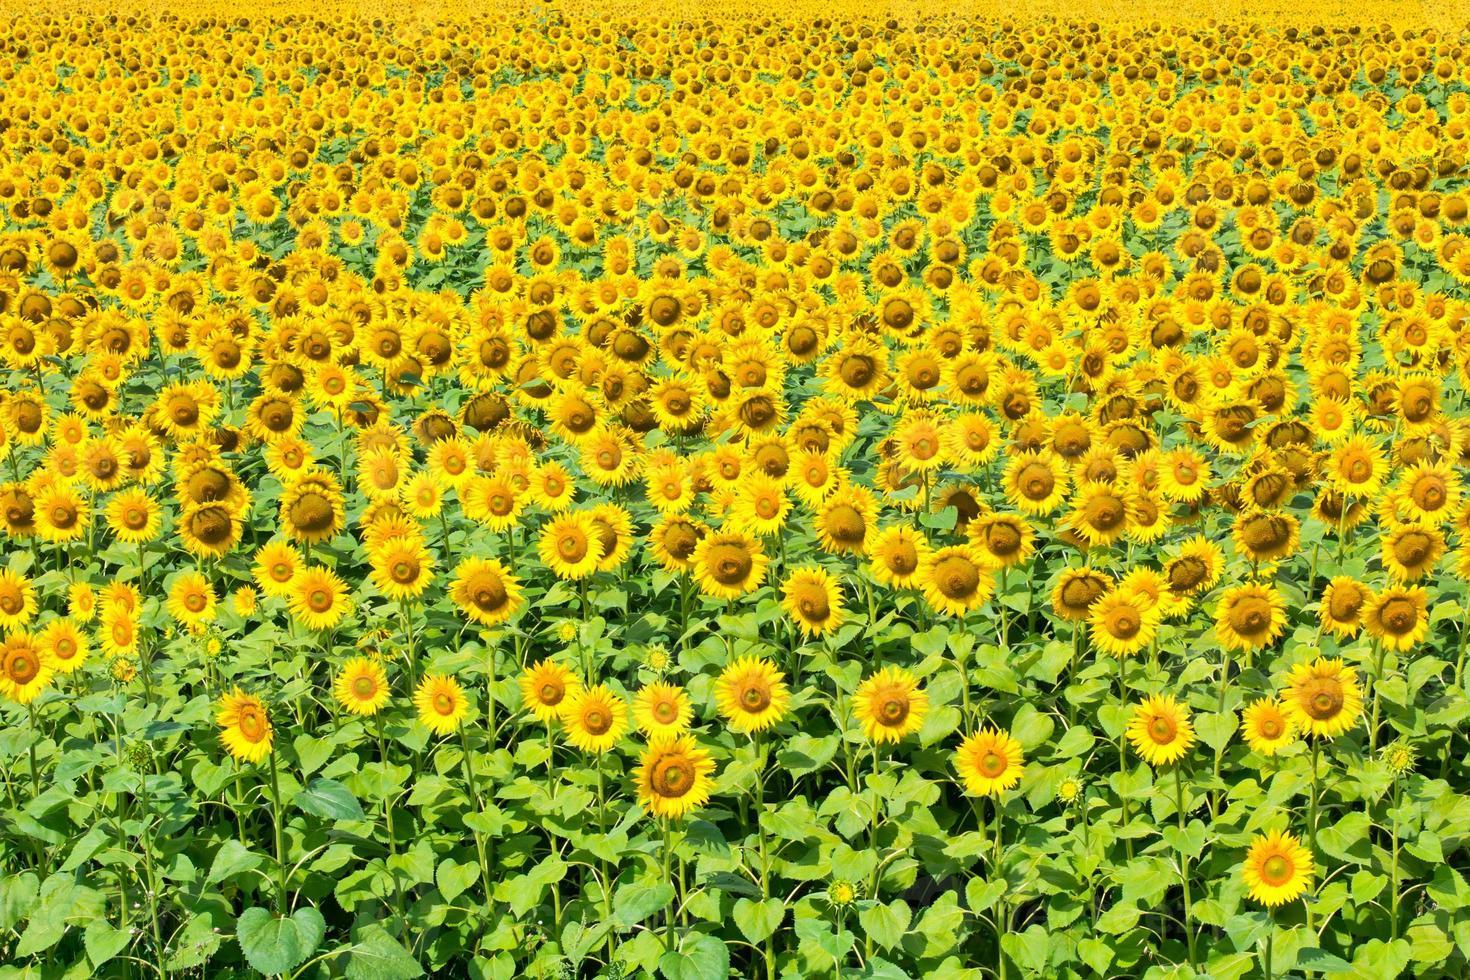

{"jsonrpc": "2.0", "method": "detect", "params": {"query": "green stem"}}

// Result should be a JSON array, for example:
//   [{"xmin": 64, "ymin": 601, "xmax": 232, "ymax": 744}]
[
  {"xmin": 1369, "ymin": 641, "xmax": 1386, "ymax": 751},
  {"xmin": 268, "ymin": 751, "xmax": 289, "ymax": 915},
  {"xmin": 1390, "ymin": 777, "xmax": 1401, "ymax": 941},
  {"xmin": 1175, "ymin": 764, "xmax": 1197, "ymax": 969}
]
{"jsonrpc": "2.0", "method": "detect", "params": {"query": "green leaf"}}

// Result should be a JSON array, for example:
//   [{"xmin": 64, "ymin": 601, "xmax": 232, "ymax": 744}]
[
  {"xmin": 235, "ymin": 906, "xmax": 327, "ymax": 976},
  {"xmin": 436, "ymin": 860, "xmax": 480, "ymax": 903},
  {"xmin": 295, "ymin": 778, "xmax": 365, "ymax": 821},
  {"xmin": 733, "ymin": 897, "xmax": 786, "ymax": 944},
  {"xmin": 966, "ymin": 878, "xmax": 1006, "ymax": 912},
  {"xmin": 1194, "ymin": 712, "xmax": 1235, "ymax": 753},
  {"xmin": 614, "ymin": 880, "xmax": 676, "ymax": 928},
  {"xmin": 659, "ymin": 932, "xmax": 730, "ymax": 980},
  {"xmin": 209, "ymin": 840, "xmax": 264, "ymax": 884},
  {"xmin": 857, "ymin": 900, "xmax": 910, "ymax": 951},
  {"xmin": 84, "ymin": 919, "xmax": 131, "ymax": 967},
  {"xmin": 1001, "ymin": 924, "xmax": 1051, "ymax": 974},
  {"xmin": 500, "ymin": 855, "xmax": 566, "ymax": 917},
  {"xmin": 344, "ymin": 924, "xmax": 424, "ymax": 980},
  {"xmin": 1295, "ymin": 947, "xmax": 1354, "ymax": 973}
]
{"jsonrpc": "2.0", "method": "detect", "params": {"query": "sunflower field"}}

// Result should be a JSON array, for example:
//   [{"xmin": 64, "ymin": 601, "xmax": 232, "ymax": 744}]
[{"xmin": 3, "ymin": 0, "xmax": 1470, "ymax": 977}]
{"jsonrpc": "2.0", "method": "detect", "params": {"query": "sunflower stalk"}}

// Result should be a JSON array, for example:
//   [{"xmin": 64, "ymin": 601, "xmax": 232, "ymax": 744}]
[
  {"xmin": 755, "ymin": 735, "xmax": 776, "ymax": 980},
  {"xmin": 1174, "ymin": 763, "xmax": 1197, "ymax": 969},
  {"xmin": 458, "ymin": 725, "xmax": 495, "ymax": 914},
  {"xmin": 267, "ymin": 750, "xmax": 289, "ymax": 916}
]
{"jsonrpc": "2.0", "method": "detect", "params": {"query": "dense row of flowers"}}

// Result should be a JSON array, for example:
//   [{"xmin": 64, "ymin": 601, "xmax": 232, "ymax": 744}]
[{"xmin": 0, "ymin": 2, "xmax": 1468, "ymax": 978}]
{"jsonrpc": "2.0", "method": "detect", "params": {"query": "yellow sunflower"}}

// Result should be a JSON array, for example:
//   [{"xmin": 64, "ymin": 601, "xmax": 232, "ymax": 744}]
[
  {"xmin": 1281, "ymin": 658, "xmax": 1364, "ymax": 739},
  {"xmin": 633, "ymin": 682, "xmax": 694, "ymax": 738},
  {"xmin": 1240, "ymin": 698, "xmax": 1296, "ymax": 756},
  {"xmin": 714, "ymin": 656, "xmax": 790, "ymax": 734},
  {"xmin": 560, "ymin": 684, "xmax": 629, "ymax": 753},
  {"xmin": 853, "ymin": 667, "xmax": 928, "ymax": 743},
  {"xmin": 1242, "ymin": 830, "xmax": 1314, "ymax": 908},
  {"xmin": 216, "ymin": 688, "xmax": 274, "ymax": 763},
  {"xmin": 334, "ymin": 658, "xmax": 390, "ymax": 717},
  {"xmin": 1126, "ymin": 695, "xmax": 1195, "ymax": 767},
  {"xmin": 636, "ymin": 735, "xmax": 716, "ymax": 821},
  {"xmin": 519, "ymin": 659, "xmax": 582, "ymax": 724},
  {"xmin": 954, "ymin": 728, "xmax": 1025, "ymax": 796},
  {"xmin": 414, "ymin": 673, "xmax": 469, "ymax": 736}
]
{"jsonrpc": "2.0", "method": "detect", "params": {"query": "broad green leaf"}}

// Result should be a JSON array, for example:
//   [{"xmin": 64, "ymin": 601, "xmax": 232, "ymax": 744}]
[{"xmin": 235, "ymin": 905, "xmax": 327, "ymax": 976}]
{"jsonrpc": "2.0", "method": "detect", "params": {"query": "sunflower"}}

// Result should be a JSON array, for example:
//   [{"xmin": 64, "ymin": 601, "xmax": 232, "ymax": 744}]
[
  {"xmin": 1362, "ymin": 586, "xmax": 1429, "ymax": 651},
  {"xmin": 1326, "ymin": 435, "xmax": 1388, "ymax": 498},
  {"xmin": 0, "ymin": 571, "xmax": 35, "ymax": 631},
  {"xmin": 1068, "ymin": 481, "xmax": 1132, "ymax": 548},
  {"xmin": 1281, "ymin": 658, "xmax": 1364, "ymax": 739},
  {"xmin": 715, "ymin": 656, "xmax": 790, "ymax": 734},
  {"xmin": 692, "ymin": 531, "xmax": 769, "ymax": 601},
  {"xmin": 105, "ymin": 488, "xmax": 162, "ymax": 545},
  {"xmin": 369, "ymin": 537, "xmax": 435, "ymax": 601},
  {"xmin": 633, "ymin": 682, "xmax": 693, "ymax": 738},
  {"xmin": 853, "ymin": 667, "xmax": 928, "ymax": 743},
  {"xmin": 1127, "ymin": 695, "xmax": 1195, "ymax": 767},
  {"xmin": 954, "ymin": 728, "xmax": 1025, "ymax": 796},
  {"xmin": 334, "ymin": 657, "xmax": 391, "ymax": 717},
  {"xmin": 814, "ymin": 485, "xmax": 877, "ymax": 556},
  {"xmin": 1380, "ymin": 525, "xmax": 1444, "ymax": 582},
  {"xmin": 867, "ymin": 525, "xmax": 929, "ymax": 588},
  {"xmin": 519, "ymin": 659, "xmax": 582, "ymax": 724},
  {"xmin": 414, "ymin": 673, "xmax": 469, "ymax": 736},
  {"xmin": 1163, "ymin": 536, "xmax": 1224, "ymax": 599},
  {"xmin": 1002, "ymin": 449, "xmax": 1070, "ymax": 515},
  {"xmin": 279, "ymin": 470, "xmax": 345, "ymax": 545},
  {"xmin": 166, "ymin": 571, "xmax": 217, "ymax": 631},
  {"xmin": 920, "ymin": 546, "xmax": 994, "ymax": 618},
  {"xmin": 729, "ymin": 472, "xmax": 791, "ymax": 537},
  {"xmin": 33, "ymin": 484, "xmax": 89, "ymax": 544},
  {"xmin": 448, "ymin": 556, "xmax": 522, "ymax": 626},
  {"xmin": 1088, "ymin": 590, "xmax": 1159, "ymax": 658},
  {"xmin": 1242, "ymin": 830, "xmax": 1314, "ymax": 908},
  {"xmin": 36, "ymin": 619, "xmax": 87, "ymax": 676},
  {"xmin": 1240, "ymin": 698, "xmax": 1296, "ymax": 756},
  {"xmin": 216, "ymin": 688, "xmax": 273, "ymax": 763},
  {"xmin": 538, "ymin": 512, "xmax": 604, "ymax": 580},
  {"xmin": 252, "ymin": 541, "xmax": 302, "ymax": 600},
  {"xmin": 636, "ymin": 735, "xmax": 716, "ymax": 820},
  {"xmin": 1214, "ymin": 583, "xmax": 1287, "ymax": 653},
  {"xmin": 287, "ymin": 566, "xmax": 352, "ymax": 632},
  {"xmin": 0, "ymin": 632, "xmax": 54, "ymax": 705},
  {"xmin": 780, "ymin": 566, "xmax": 844, "ymax": 637},
  {"xmin": 1231, "ymin": 510, "xmax": 1300, "ymax": 564},
  {"xmin": 1319, "ymin": 577, "xmax": 1368, "ymax": 638},
  {"xmin": 560, "ymin": 684, "xmax": 629, "ymax": 753},
  {"xmin": 969, "ymin": 512, "xmax": 1035, "ymax": 569},
  {"xmin": 1050, "ymin": 568, "xmax": 1111, "ymax": 621}
]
